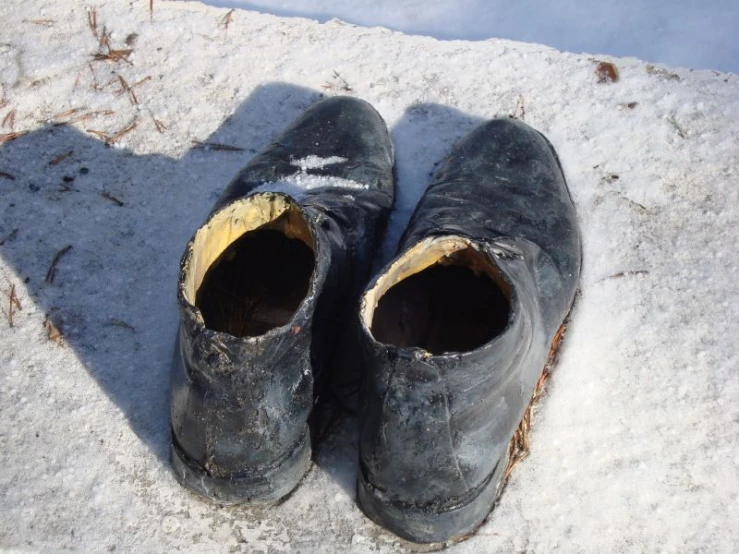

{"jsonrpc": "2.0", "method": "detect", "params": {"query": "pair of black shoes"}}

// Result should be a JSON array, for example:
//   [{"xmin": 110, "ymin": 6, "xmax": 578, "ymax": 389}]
[{"xmin": 169, "ymin": 97, "xmax": 581, "ymax": 545}]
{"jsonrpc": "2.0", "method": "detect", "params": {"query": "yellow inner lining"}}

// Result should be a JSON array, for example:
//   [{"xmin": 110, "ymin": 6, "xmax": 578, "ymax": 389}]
[
  {"xmin": 183, "ymin": 193, "xmax": 313, "ymax": 305},
  {"xmin": 360, "ymin": 236, "xmax": 510, "ymax": 330}
]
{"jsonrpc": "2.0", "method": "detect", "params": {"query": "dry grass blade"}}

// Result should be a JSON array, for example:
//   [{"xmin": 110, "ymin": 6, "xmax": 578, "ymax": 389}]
[
  {"xmin": 86, "ymin": 129, "xmax": 112, "ymax": 142},
  {"xmin": 87, "ymin": 8, "xmax": 98, "ymax": 39},
  {"xmin": 0, "ymin": 229, "xmax": 18, "ymax": 246},
  {"xmin": 0, "ymin": 171, "xmax": 16, "ymax": 180},
  {"xmin": 150, "ymin": 0, "xmax": 154, "ymax": 21},
  {"xmin": 108, "ymin": 119, "xmax": 138, "ymax": 143},
  {"xmin": 49, "ymin": 150, "xmax": 74, "ymax": 166},
  {"xmin": 511, "ymin": 96, "xmax": 526, "ymax": 120},
  {"xmin": 92, "ymin": 49, "xmax": 133, "ymax": 64},
  {"xmin": 65, "ymin": 110, "xmax": 115, "ymax": 125},
  {"xmin": 46, "ymin": 107, "xmax": 85, "ymax": 123},
  {"xmin": 191, "ymin": 140, "xmax": 244, "ymax": 152},
  {"xmin": 3, "ymin": 284, "xmax": 21, "ymax": 327},
  {"xmin": 27, "ymin": 19, "xmax": 55, "ymax": 27},
  {"xmin": 99, "ymin": 26, "xmax": 112, "ymax": 51},
  {"xmin": 45, "ymin": 245, "xmax": 73, "ymax": 284},
  {"xmin": 100, "ymin": 191, "xmax": 124, "ymax": 206},
  {"xmin": 322, "ymin": 70, "xmax": 353, "ymax": 92},
  {"xmin": 87, "ymin": 118, "xmax": 138, "ymax": 145},
  {"xmin": 131, "ymin": 76, "xmax": 151, "ymax": 88},
  {"xmin": 667, "ymin": 116, "xmax": 686, "ymax": 139},
  {"xmin": 43, "ymin": 315, "xmax": 64, "ymax": 345},
  {"xmin": 2, "ymin": 109, "xmax": 16, "ymax": 130},
  {"xmin": 607, "ymin": 270, "xmax": 649, "ymax": 280},
  {"xmin": 8, "ymin": 284, "xmax": 21, "ymax": 327},
  {"xmin": 504, "ymin": 323, "xmax": 567, "ymax": 480},
  {"xmin": 149, "ymin": 111, "xmax": 167, "ymax": 133},
  {"xmin": 114, "ymin": 73, "xmax": 138, "ymax": 105},
  {"xmin": 87, "ymin": 62, "xmax": 101, "ymax": 91},
  {"xmin": 107, "ymin": 318, "xmax": 135, "ymax": 331},
  {"xmin": 220, "ymin": 9, "xmax": 235, "ymax": 29},
  {"xmin": 0, "ymin": 131, "xmax": 28, "ymax": 145}
]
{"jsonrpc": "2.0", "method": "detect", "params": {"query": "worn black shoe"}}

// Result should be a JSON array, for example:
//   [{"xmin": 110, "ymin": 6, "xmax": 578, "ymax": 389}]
[
  {"xmin": 356, "ymin": 118, "xmax": 581, "ymax": 543},
  {"xmin": 170, "ymin": 96, "xmax": 394, "ymax": 505}
]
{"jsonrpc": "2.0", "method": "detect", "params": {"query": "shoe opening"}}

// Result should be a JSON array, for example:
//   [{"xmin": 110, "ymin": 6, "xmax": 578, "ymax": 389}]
[
  {"xmin": 182, "ymin": 193, "xmax": 315, "ymax": 337},
  {"xmin": 362, "ymin": 237, "xmax": 511, "ymax": 355}
]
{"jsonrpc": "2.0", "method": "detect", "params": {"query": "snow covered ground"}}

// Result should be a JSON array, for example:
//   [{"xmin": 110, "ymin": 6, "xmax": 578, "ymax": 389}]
[
  {"xmin": 1, "ymin": 0, "xmax": 738, "ymax": 552},
  {"xmin": 200, "ymin": 0, "xmax": 739, "ymax": 73}
]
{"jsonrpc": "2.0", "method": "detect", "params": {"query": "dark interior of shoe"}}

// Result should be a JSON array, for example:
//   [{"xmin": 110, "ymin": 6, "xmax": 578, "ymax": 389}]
[
  {"xmin": 196, "ymin": 229, "xmax": 315, "ymax": 337},
  {"xmin": 370, "ymin": 261, "xmax": 510, "ymax": 354}
]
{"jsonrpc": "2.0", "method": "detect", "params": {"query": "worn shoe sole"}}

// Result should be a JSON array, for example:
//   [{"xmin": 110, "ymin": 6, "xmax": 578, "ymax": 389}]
[
  {"xmin": 357, "ymin": 317, "xmax": 571, "ymax": 546},
  {"xmin": 170, "ymin": 429, "xmax": 311, "ymax": 506}
]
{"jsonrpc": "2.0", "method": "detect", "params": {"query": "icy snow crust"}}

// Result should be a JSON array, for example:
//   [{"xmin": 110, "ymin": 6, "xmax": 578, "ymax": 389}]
[
  {"xmin": 0, "ymin": 1, "xmax": 738, "ymax": 553},
  {"xmin": 255, "ymin": 157, "xmax": 367, "ymax": 199}
]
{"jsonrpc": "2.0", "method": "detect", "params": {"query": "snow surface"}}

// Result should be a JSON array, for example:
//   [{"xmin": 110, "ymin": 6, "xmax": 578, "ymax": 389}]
[
  {"xmin": 1, "ymin": 0, "xmax": 738, "ymax": 552},
  {"xmin": 199, "ymin": 0, "xmax": 739, "ymax": 73}
]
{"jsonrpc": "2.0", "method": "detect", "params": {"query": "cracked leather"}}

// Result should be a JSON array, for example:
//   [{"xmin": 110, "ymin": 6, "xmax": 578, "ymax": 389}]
[
  {"xmin": 358, "ymin": 119, "xmax": 581, "ymax": 518},
  {"xmin": 170, "ymin": 97, "xmax": 394, "ymax": 500}
]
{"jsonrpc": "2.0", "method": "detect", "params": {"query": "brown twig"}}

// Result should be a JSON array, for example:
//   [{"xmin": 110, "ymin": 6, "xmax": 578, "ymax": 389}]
[
  {"xmin": 150, "ymin": 0, "xmax": 154, "ymax": 22},
  {"xmin": 49, "ymin": 151, "xmax": 74, "ymax": 166},
  {"xmin": 3, "ymin": 284, "xmax": 22, "ymax": 327},
  {"xmin": 45, "ymin": 245, "xmax": 72, "ymax": 284},
  {"xmin": 191, "ymin": 140, "xmax": 244, "ymax": 152},
  {"xmin": 0, "ymin": 131, "xmax": 28, "ymax": 145},
  {"xmin": 2, "ymin": 109, "xmax": 16, "ymax": 130},
  {"xmin": 0, "ymin": 171, "xmax": 16, "ymax": 180},
  {"xmin": 100, "ymin": 191, "xmax": 124, "ymax": 206}
]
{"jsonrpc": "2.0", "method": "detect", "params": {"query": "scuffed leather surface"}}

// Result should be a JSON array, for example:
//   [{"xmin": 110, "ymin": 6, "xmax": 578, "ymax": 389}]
[
  {"xmin": 359, "ymin": 118, "xmax": 581, "ymax": 508},
  {"xmin": 171, "ymin": 97, "xmax": 394, "ymax": 481}
]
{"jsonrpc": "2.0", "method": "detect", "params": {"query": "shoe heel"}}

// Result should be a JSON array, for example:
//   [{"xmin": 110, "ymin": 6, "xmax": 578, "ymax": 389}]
[
  {"xmin": 357, "ymin": 453, "xmax": 508, "ymax": 545},
  {"xmin": 170, "ymin": 429, "xmax": 311, "ymax": 505}
]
